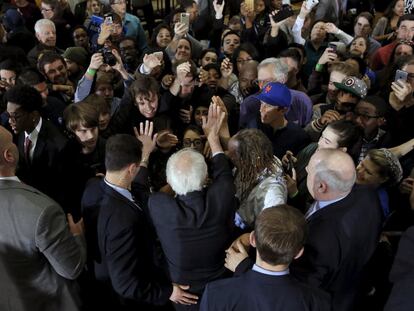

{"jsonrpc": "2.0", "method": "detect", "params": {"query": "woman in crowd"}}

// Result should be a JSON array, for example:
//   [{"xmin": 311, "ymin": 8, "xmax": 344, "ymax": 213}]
[{"xmin": 372, "ymin": 0, "xmax": 405, "ymax": 44}]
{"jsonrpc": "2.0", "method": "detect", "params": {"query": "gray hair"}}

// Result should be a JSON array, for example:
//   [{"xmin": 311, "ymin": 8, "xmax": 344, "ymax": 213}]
[
  {"xmin": 258, "ymin": 58, "xmax": 289, "ymax": 83},
  {"xmin": 34, "ymin": 19, "xmax": 56, "ymax": 34},
  {"xmin": 166, "ymin": 148, "xmax": 208, "ymax": 196},
  {"xmin": 314, "ymin": 163, "xmax": 356, "ymax": 193}
]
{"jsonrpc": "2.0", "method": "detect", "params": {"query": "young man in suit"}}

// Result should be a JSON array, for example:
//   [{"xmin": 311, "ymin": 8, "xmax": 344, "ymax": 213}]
[
  {"xmin": 0, "ymin": 125, "xmax": 86, "ymax": 311},
  {"xmin": 200, "ymin": 205, "xmax": 330, "ymax": 311},
  {"xmin": 5, "ymin": 84, "xmax": 67, "ymax": 203},
  {"xmin": 95, "ymin": 133, "xmax": 198, "ymax": 310}
]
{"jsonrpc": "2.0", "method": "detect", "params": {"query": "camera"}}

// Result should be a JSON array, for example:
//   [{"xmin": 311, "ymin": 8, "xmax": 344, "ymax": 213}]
[{"xmin": 99, "ymin": 47, "xmax": 117, "ymax": 66}]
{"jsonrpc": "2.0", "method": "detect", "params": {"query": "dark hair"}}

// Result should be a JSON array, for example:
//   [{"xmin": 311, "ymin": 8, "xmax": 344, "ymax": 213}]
[
  {"xmin": 150, "ymin": 23, "xmax": 172, "ymax": 48},
  {"xmin": 202, "ymin": 62, "xmax": 221, "ymax": 78},
  {"xmin": 278, "ymin": 48, "xmax": 302, "ymax": 66},
  {"xmin": 349, "ymin": 36, "xmax": 370, "ymax": 59},
  {"xmin": 199, "ymin": 48, "xmax": 218, "ymax": 62},
  {"xmin": 120, "ymin": 36, "xmax": 137, "ymax": 46},
  {"xmin": 232, "ymin": 43, "xmax": 260, "ymax": 74},
  {"xmin": 0, "ymin": 59, "xmax": 21, "ymax": 74},
  {"xmin": 345, "ymin": 55, "xmax": 367, "ymax": 77},
  {"xmin": 72, "ymin": 25, "xmax": 88, "ymax": 35},
  {"xmin": 105, "ymin": 134, "xmax": 142, "ymax": 171},
  {"xmin": 178, "ymin": 0, "xmax": 196, "ymax": 10},
  {"xmin": 397, "ymin": 14, "xmax": 414, "ymax": 28},
  {"xmin": 18, "ymin": 68, "xmax": 46, "ymax": 86},
  {"xmin": 63, "ymin": 102, "xmax": 99, "ymax": 132},
  {"xmin": 221, "ymin": 30, "xmax": 241, "ymax": 46},
  {"xmin": 384, "ymin": 0, "xmax": 402, "ymax": 19},
  {"xmin": 326, "ymin": 120, "xmax": 363, "ymax": 162},
  {"xmin": 354, "ymin": 12, "xmax": 374, "ymax": 27},
  {"xmin": 5, "ymin": 85, "xmax": 42, "ymax": 112},
  {"xmin": 360, "ymin": 95, "xmax": 389, "ymax": 117},
  {"xmin": 37, "ymin": 52, "xmax": 66, "ymax": 75},
  {"xmin": 83, "ymin": 94, "xmax": 111, "ymax": 115},
  {"xmin": 255, "ymin": 205, "xmax": 306, "ymax": 265},
  {"xmin": 130, "ymin": 74, "xmax": 160, "ymax": 99},
  {"xmin": 176, "ymin": 36, "xmax": 193, "ymax": 56}
]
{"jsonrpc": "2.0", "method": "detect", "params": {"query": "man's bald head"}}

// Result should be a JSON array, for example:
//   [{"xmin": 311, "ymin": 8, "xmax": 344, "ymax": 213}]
[
  {"xmin": 307, "ymin": 149, "xmax": 356, "ymax": 200},
  {"xmin": 0, "ymin": 126, "xmax": 18, "ymax": 176}
]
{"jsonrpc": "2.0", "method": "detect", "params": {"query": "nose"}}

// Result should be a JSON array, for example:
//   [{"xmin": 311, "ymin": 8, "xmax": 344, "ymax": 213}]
[{"xmin": 85, "ymin": 130, "xmax": 93, "ymax": 140}]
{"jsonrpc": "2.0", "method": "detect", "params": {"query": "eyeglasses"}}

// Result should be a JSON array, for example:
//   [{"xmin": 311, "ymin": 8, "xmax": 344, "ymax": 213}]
[
  {"xmin": 354, "ymin": 111, "xmax": 380, "ymax": 121},
  {"xmin": 183, "ymin": 138, "xmax": 203, "ymax": 147}
]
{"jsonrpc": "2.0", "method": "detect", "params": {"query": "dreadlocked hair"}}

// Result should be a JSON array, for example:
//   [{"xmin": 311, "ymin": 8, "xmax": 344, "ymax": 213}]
[{"xmin": 233, "ymin": 129, "xmax": 279, "ymax": 201}]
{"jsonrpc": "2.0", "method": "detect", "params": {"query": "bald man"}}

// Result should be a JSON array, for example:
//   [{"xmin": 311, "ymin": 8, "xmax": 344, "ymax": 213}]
[
  {"xmin": 291, "ymin": 149, "xmax": 383, "ymax": 311},
  {"xmin": 0, "ymin": 125, "xmax": 86, "ymax": 311}
]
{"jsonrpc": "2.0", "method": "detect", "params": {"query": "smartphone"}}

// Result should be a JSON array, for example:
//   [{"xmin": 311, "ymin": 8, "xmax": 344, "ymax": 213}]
[
  {"xmin": 395, "ymin": 69, "xmax": 408, "ymax": 83},
  {"xmin": 180, "ymin": 13, "xmax": 190, "ymax": 29},
  {"xmin": 272, "ymin": 5, "xmax": 294, "ymax": 23},
  {"xmin": 328, "ymin": 43, "xmax": 337, "ymax": 53},
  {"xmin": 104, "ymin": 13, "xmax": 113, "ymax": 24},
  {"xmin": 283, "ymin": 154, "xmax": 294, "ymax": 177},
  {"xmin": 305, "ymin": 0, "xmax": 319, "ymax": 10}
]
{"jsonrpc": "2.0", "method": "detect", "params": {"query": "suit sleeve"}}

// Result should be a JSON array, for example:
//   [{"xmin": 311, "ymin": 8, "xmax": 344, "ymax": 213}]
[
  {"xmin": 199, "ymin": 284, "xmax": 210, "ymax": 311},
  {"xmin": 35, "ymin": 203, "xmax": 87, "ymax": 280},
  {"xmin": 104, "ymin": 215, "xmax": 173, "ymax": 304}
]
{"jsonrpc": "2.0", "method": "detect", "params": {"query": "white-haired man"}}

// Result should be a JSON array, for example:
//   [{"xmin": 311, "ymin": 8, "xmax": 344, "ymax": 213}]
[
  {"xmin": 148, "ymin": 102, "xmax": 237, "ymax": 310},
  {"xmin": 28, "ymin": 19, "xmax": 63, "ymax": 66},
  {"xmin": 239, "ymin": 57, "xmax": 313, "ymax": 129}
]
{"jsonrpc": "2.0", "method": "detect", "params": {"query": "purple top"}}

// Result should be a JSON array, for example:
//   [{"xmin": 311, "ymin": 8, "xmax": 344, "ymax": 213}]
[{"xmin": 239, "ymin": 89, "xmax": 313, "ymax": 129}]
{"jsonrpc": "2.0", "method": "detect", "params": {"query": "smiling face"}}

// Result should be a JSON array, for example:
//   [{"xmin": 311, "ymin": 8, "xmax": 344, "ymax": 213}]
[
  {"xmin": 182, "ymin": 129, "xmax": 203, "ymax": 153},
  {"xmin": 175, "ymin": 39, "xmax": 191, "ymax": 61},
  {"xmin": 36, "ymin": 24, "xmax": 56, "ymax": 47},
  {"xmin": 222, "ymin": 34, "xmax": 240, "ymax": 57},
  {"xmin": 43, "ymin": 59, "xmax": 68, "ymax": 85},
  {"xmin": 156, "ymin": 28, "xmax": 172, "ymax": 48},
  {"xmin": 394, "ymin": 0, "xmax": 405, "ymax": 17},
  {"xmin": 135, "ymin": 91, "xmax": 159, "ymax": 119},
  {"xmin": 6, "ymin": 103, "xmax": 32, "ymax": 134}
]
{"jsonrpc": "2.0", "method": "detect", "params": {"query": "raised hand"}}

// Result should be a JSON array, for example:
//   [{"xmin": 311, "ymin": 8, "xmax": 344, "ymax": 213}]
[
  {"xmin": 156, "ymin": 130, "xmax": 179, "ymax": 149},
  {"xmin": 143, "ymin": 53, "xmax": 162, "ymax": 71},
  {"xmin": 220, "ymin": 58, "xmax": 233, "ymax": 79},
  {"xmin": 133, "ymin": 121, "xmax": 158, "ymax": 161},
  {"xmin": 225, "ymin": 240, "xmax": 249, "ymax": 272}
]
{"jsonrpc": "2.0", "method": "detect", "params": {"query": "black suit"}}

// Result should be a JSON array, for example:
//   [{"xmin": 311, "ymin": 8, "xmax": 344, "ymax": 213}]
[
  {"xmin": 200, "ymin": 270, "xmax": 331, "ymax": 311},
  {"xmin": 96, "ymin": 179, "xmax": 172, "ymax": 309},
  {"xmin": 148, "ymin": 154, "xmax": 237, "ymax": 295},
  {"xmin": 16, "ymin": 119, "xmax": 67, "ymax": 203},
  {"xmin": 291, "ymin": 186, "xmax": 383, "ymax": 311}
]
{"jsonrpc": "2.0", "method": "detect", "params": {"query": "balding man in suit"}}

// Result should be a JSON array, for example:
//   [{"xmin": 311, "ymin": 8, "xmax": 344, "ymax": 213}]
[
  {"xmin": 0, "ymin": 125, "xmax": 86, "ymax": 311},
  {"xmin": 292, "ymin": 149, "xmax": 383, "ymax": 311}
]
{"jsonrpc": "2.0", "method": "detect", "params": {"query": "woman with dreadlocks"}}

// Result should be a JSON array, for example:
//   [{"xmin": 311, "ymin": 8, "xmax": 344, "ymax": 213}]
[{"xmin": 227, "ymin": 128, "xmax": 287, "ymax": 229}]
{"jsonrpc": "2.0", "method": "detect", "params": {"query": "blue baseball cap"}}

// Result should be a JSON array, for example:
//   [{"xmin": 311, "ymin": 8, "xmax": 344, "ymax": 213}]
[{"xmin": 255, "ymin": 82, "xmax": 292, "ymax": 108}]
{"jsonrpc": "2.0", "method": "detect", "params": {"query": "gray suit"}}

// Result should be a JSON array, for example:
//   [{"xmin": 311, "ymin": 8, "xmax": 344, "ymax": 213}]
[{"xmin": 0, "ymin": 179, "xmax": 87, "ymax": 311}]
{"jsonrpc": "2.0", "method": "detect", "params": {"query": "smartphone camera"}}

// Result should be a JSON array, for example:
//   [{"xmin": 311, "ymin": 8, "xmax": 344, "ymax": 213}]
[{"xmin": 99, "ymin": 47, "xmax": 117, "ymax": 66}]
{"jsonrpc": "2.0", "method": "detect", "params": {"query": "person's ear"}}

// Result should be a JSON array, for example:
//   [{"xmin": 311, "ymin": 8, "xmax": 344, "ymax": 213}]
[
  {"xmin": 378, "ymin": 117, "xmax": 386, "ymax": 127},
  {"xmin": 249, "ymin": 231, "xmax": 256, "ymax": 248},
  {"xmin": 293, "ymin": 247, "xmax": 304, "ymax": 260},
  {"xmin": 340, "ymin": 147, "xmax": 347, "ymax": 153},
  {"xmin": 318, "ymin": 181, "xmax": 327, "ymax": 193}
]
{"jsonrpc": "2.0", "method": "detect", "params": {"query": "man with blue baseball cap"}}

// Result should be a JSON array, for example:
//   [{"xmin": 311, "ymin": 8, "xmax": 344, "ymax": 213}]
[{"xmin": 256, "ymin": 82, "xmax": 310, "ymax": 159}]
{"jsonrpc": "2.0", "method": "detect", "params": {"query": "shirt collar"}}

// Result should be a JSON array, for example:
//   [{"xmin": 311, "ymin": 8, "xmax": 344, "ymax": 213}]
[
  {"xmin": 104, "ymin": 178, "xmax": 134, "ymax": 202},
  {"xmin": 318, "ymin": 193, "xmax": 348, "ymax": 209},
  {"xmin": 25, "ymin": 117, "xmax": 42, "ymax": 141},
  {"xmin": 0, "ymin": 176, "xmax": 21, "ymax": 182},
  {"xmin": 252, "ymin": 264, "xmax": 289, "ymax": 276}
]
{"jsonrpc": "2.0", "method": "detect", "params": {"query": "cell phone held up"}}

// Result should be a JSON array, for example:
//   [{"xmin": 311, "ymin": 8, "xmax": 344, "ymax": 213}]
[
  {"xmin": 283, "ymin": 155, "xmax": 294, "ymax": 177},
  {"xmin": 180, "ymin": 13, "xmax": 190, "ymax": 29},
  {"xmin": 272, "ymin": 5, "xmax": 294, "ymax": 23},
  {"xmin": 328, "ymin": 43, "xmax": 337, "ymax": 53},
  {"xmin": 395, "ymin": 69, "xmax": 408, "ymax": 84}
]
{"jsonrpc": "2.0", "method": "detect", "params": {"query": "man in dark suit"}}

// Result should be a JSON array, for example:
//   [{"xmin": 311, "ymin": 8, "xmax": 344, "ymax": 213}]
[
  {"xmin": 5, "ymin": 84, "xmax": 67, "ymax": 203},
  {"xmin": 94, "ymin": 133, "xmax": 198, "ymax": 310},
  {"xmin": 226, "ymin": 149, "xmax": 382, "ymax": 310},
  {"xmin": 0, "ymin": 125, "xmax": 86, "ymax": 311},
  {"xmin": 148, "ymin": 103, "xmax": 237, "ymax": 310},
  {"xmin": 291, "ymin": 149, "xmax": 383, "ymax": 311},
  {"xmin": 200, "ymin": 205, "xmax": 330, "ymax": 311}
]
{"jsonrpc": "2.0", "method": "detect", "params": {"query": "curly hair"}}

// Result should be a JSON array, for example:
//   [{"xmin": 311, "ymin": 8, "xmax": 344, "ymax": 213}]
[{"xmin": 232, "ymin": 129, "xmax": 280, "ymax": 201}]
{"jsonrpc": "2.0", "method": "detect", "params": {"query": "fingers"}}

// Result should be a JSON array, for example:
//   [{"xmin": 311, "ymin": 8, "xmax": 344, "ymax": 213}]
[
  {"xmin": 291, "ymin": 167, "xmax": 297, "ymax": 181},
  {"xmin": 67, "ymin": 213, "xmax": 74, "ymax": 225},
  {"xmin": 236, "ymin": 240, "xmax": 247, "ymax": 255}
]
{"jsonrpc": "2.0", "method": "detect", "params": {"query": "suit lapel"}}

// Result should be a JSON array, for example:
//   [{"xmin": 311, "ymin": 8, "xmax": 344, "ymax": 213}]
[{"xmin": 32, "ymin": 122, "xmax": 47, "ymax": 165}]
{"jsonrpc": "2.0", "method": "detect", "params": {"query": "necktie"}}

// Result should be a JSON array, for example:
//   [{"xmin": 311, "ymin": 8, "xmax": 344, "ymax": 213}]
[{"xmin": 24, "ymin": 136, "xmax": 32, "ymax": 164}]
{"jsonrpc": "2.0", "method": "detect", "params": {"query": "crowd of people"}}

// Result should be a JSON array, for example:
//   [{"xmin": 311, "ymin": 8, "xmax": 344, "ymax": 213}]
[{"xmin": 1, "ymin": 0, "xmax": 414, "ymax": 310}]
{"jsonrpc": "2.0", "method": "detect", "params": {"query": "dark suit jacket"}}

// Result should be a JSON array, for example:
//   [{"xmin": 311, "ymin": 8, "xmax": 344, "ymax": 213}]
[
  {"xmin": 148, "ymin": 153, "xmax": 237, "ymax": 291},
  {"xmin": 96, "ymin": 180, "xmax": 172, "ymax": 308},
  {"xmin": 16, "ymin": 119, "xmax": 67, "ymax": 203},
  {"xmin": 200, "ymin": 270, "xmax": 331, "ymax": 311},
  {"xmin": 384, "ymin": 226, "xmax": 414, "ymax": 311},
  {"xmin": 292, "ymin": 186, "xmax": 383, "ymax": 311}
]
